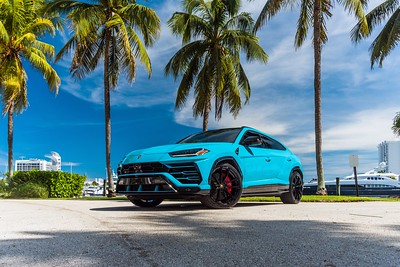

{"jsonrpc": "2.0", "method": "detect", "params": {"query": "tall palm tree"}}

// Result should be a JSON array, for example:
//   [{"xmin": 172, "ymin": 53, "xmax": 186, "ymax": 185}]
[
  {"xmin": 0, "ymin": 0, "xmax": 60, "ymax": 177},
  {"xmin": 44, "ymin": 0, "xmax": 160, "ymax": 196},
  {"xmin": 165, "ymin": 0, "xmax": 268, "ymax": 131},
  {"xmin": 252, "ymin": 0, "xmax": 368, "ymax": 194},
  {"xmin": 351, "ymin": 0, "xmax": 400, "ymax": 68}
]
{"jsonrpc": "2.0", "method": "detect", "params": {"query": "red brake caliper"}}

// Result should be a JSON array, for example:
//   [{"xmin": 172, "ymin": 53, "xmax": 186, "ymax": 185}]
[{"xmin": 224, "ymin": 175, "xmax": 233, "ymax": 194}]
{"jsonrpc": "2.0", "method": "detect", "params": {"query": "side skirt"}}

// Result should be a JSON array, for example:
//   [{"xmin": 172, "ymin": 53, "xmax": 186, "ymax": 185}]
[{"xmin": 242, "ymin": 185, "xmax": 289, "ymax": 197}]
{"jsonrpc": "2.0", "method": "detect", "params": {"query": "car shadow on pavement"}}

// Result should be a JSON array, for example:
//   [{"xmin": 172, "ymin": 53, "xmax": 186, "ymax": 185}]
[{"xmin": 89, "ymin": 201, "xmax": 280, "ymax": 212}]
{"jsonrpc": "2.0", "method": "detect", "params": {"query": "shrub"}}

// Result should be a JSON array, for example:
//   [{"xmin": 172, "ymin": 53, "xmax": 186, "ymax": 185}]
[
  {"xmin": 0, "ymin": 179, "xmax": 8, "ymax": 193},
  {"xmin": 8, "ymin": 170, "xmax": 86, "ymax": 198},
  {"xmin": 0, "ymin": 179, "xmax": 9, "ymax": 198},
  {"xmin": 10, "ymin": 183, "xmax": 48, "ymax": 199}
]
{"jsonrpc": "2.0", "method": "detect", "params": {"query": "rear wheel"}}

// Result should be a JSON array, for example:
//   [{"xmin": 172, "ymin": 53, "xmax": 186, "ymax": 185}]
[
  {"xmin": 127, "ymin": 196, "xmax": 163, "ymax": 207},
  {"xmin": 280, "ymin": 170, "xmax": 303, "ymax": 204},
  {"xmin": 201, "ymin": 163, "xmax": 242, "ymax": 209}
]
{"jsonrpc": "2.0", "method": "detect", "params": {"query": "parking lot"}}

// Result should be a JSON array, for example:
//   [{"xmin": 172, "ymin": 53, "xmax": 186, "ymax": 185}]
[{"xmin": 0, "ymin": 200, "xmax": 399, "ymax": 267}]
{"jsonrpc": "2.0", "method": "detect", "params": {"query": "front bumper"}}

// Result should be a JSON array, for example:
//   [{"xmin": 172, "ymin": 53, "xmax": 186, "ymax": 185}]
[{"xmin": 116, "ymin": 161, "xmax": 209, "ymax": 198}]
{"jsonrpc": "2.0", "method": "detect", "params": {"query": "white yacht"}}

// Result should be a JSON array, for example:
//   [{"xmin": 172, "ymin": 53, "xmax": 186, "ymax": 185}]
[{"xmin": 303, "ymin": 165, "xmax": 400, "ymax": 197}]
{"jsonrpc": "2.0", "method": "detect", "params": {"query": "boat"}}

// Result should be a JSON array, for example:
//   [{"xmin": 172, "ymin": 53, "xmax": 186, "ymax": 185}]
[
  {"xmin": 83, "ymin": 185, "xmax": 104, "ymax": 196},
  {"xmin": 303, "ymin": 168, "xmax": 400, "ymax": 197}
]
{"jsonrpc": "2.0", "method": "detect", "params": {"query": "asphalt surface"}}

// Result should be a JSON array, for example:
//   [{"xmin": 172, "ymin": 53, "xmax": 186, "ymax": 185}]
[{"xmin": 0, "ymin": 199, "xmax": 399, "ymax": 267}]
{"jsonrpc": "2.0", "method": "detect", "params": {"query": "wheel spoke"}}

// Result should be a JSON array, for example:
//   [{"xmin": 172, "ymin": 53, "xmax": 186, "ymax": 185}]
[{"xmin": 218, "ymin": 167, "xmax": 225, "ymax": 183}]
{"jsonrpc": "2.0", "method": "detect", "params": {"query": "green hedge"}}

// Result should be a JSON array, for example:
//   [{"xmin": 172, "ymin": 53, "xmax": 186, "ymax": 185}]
[
  {"xmin": 8, "ymin": 170, "xmax": 86, "ymax": 198},
  {"xmin": 10, "ymin": 183, "xmax": 49, "ymax": 199}
]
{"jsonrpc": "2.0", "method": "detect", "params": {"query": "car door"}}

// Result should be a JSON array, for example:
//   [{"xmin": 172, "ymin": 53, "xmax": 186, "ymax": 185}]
[
  {"xmin": 259, "ymin": 135, "xmax": 290, "ymax": 184},
  {"xmin": 239, "ymin": 131, "xmax": 289, "ymax": 187},
  {"xmin": 238, "ymin": 131, "xmax": 271, "ymax": 187}
]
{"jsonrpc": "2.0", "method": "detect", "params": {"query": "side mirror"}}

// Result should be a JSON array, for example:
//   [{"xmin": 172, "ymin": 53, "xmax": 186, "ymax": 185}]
[{"xmin": 244, "ymin": 136, "xmax": 262, "ymax": 146}]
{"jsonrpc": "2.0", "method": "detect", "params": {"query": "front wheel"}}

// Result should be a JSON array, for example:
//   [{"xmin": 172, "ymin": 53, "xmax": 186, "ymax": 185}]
[
  {"xmin": 280, "ymin": 170, "xmax": 303, "ymax": 204},
  {"xmin": 201, "ymin": 163, "xmax": 242, "ymax": 209},
  {"xmin": 127, "ymin": 196, "xmax": 163, "ymax": 207}
]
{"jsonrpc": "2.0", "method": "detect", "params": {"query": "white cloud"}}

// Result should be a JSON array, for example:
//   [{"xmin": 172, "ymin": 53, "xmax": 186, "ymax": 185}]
[{"xmin": 174, "ymin": 97, "xmax": 291, "ymax": 135}]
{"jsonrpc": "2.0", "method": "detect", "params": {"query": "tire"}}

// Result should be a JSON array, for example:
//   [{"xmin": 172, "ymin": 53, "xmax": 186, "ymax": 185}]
[
  {"xmin": 127, "ymin": 196, "xmax": 163, "ymax": 208},
  {"xmin": 280, "ymin": 170, "xmax": 303, "ymax": 204},
  {"xmin": 201, "ymin": 163, "xmax": 242, "ymax": 209}
]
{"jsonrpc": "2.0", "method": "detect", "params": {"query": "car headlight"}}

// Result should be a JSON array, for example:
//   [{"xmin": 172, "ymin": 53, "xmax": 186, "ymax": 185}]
[{"xmin": 169, "ymin": 148, "xmax": 210, "ymax": 157}]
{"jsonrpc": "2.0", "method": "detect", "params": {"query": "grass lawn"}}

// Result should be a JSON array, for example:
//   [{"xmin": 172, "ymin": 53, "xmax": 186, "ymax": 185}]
[{"xmin": 240, "ymin": 195, "xmax": 400, "ymax": 202}]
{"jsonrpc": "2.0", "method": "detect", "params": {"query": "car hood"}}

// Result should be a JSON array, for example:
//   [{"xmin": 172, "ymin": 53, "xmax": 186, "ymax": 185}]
[{"xmin": 121, "ymin": 142, "xmax": 235, "ymax": 164}]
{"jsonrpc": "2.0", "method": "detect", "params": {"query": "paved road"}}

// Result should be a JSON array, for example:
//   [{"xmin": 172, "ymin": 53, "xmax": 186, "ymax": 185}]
[{"xmin": 0, "ymin": 200, "xmax": 399, "ymax": 267}]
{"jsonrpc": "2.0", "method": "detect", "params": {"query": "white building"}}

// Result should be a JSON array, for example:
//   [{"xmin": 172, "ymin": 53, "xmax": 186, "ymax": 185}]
[
  {"xmin": 378, "ymin": 141, "xmax": 400, "ymax": 174},
  {"xmin": 45, "ymin": 151, "xmax": 62, "ymax": 171},
  {"xmin": 15, "ymin": 151, "xmax": 62, "ymax": 172}
]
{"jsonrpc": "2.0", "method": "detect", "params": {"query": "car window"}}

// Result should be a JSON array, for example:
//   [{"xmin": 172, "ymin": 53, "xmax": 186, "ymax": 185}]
[
  {"xmin": 260, "ymin": 135, "xmax": 286, "ymax": 150},
  {"xmin": 240, "ymin": 131, "xmax": 286, "ymax": 150},
  {"xmin": 178, "ymin": 128, "xmax": 242, "ymax": 143},
  {"xmin": 239, "ymin": 131, "xmax": 263, "ymax": 148}
]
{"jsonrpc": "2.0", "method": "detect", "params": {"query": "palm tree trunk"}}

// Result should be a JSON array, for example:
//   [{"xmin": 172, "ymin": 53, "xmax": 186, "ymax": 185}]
[
  {"xmin": 7, "ymin": 104, "xmax": 14, "ymax": 177},
  {"xmin": 313, "ymin": 0, "xmax": 327, "ymax": 195},
  {"xmin": 104, "ymin": 30, "xmax": 115, "ymax": 197},
  {"xmin": 202, "ymin": 98, "xmax": 211, "ymax": 132}
]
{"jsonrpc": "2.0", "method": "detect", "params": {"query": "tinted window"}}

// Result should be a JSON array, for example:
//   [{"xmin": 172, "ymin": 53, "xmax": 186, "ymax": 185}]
[
  {"xmin": 261, "ymin": 136, "xmax": 286, "ymax": 150},
  {"xmin": 240, "ymin": 131, "xmax": 286, "ymax": 150},
  {"xmin": 240, "ymin": 131, "xmax": 263, "ymax": 148},
  {"xmin": 178, "ymin": 128, "xmax": 242, "ymax": 143}
]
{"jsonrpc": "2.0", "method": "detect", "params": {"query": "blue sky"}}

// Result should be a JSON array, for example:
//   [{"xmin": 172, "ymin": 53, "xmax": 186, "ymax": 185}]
[{"xmin": 1, "ymin": 0, "xmax": 400, "ymax": 180}]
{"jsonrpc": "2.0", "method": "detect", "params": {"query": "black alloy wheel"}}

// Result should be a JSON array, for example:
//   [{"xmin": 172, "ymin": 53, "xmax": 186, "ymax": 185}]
[
  {"xmin": 201, "ymin": 163, "xmax": 243, "ymax": 209},
  {"xmin": 280, "ymin": 170, "xmax": 303, "ymax": 204},
  {"xmin": 127, "ymin": 196, "xmax": 163, "ymax": 207}
]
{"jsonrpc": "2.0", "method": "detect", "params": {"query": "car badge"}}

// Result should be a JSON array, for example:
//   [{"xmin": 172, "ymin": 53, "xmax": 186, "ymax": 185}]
[{"xmin": 137, "ymin": 155, "xmax": 142, "ymax": 159}]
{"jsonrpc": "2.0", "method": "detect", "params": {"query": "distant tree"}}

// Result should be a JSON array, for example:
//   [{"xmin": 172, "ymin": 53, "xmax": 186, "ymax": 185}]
[
  {"xmin": 0, "ymin": 0, "xmax": 60, "ymax": 177},
  {"xmin": 44, "ymin": 0, "xmax": 160, "ymax": 196},
  {"xmin": 252, "ymin": 0, "xmax": 368, "ymax": 194},
  {"xmin": 165, "ymin": 0, "xmax": 268, "ymax": 131},
  {"xmin": 352, "ymin": 0, "xmax": 400, "ymax": 67}
]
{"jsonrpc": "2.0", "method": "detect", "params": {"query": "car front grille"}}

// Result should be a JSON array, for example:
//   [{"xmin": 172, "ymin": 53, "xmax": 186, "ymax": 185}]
[
  {"xmin": 116, "ymin": 175, "xmax": 176, "ymax": 193},
  {"xmin": 118, "ymin": 162, "xmax": 202, "ymax": 185}
]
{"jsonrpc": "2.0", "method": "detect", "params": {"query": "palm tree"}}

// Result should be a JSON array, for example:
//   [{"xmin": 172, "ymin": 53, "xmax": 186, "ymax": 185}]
[
  {"xmin": 0, "ymin": 0, "xmax": 60, "ymax": 177},
  {"xmin": 351, "ymin": 0, "xmax": 400, "ymax": 68},
  {"xmin": 252, "ymin": 0, "xmax": 368, "ymax": 194},
  {"xmin": 44, "ymin": 0, "xmax": 160, "ymax": 196},
  {"xmin": 165, "ymin": 0, "xmax": 268, "ymax": 131}
]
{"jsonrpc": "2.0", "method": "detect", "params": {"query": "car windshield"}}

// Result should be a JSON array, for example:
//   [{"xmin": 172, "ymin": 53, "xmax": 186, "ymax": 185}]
[{"xmin": 178, "ymin": 128, "xmax": 242, "ymax": 144}]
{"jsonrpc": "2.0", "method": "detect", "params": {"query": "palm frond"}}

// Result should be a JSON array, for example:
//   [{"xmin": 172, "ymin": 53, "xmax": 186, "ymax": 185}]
[
  {"xmin": 30, "ymin": 40, "xmax": 56, "ymax": 59},
  {"xmin": 24, "ymin": 48, "xmax": 60, "ymax": 93},
  {"xmin": 392, "ymin": 111, "xmax": 400, "ymax": 136},
  {"xmin": 168, "ymin": 11, "xmax": 210, "ymax": 43},
  {"xmin": 165, "ymin": 40, "xmax": 208, "ymax": 79},
  {"xmin": 56, "ymin": 35, "xmax": 78, "ymax": 62},
  {"xmin": 369, "ymin": 8, "xmax": 400, "ymax": 67},
  {"xmin": 351, "ymin": 0, "xmax": 398, "ymax": 42},
  {"xmin": 26, "ymin": 17, "xmax": 55, "ymax": 37},
  {"xmin": 225, "ymin": 12, "xmax": 254, "ymax": 32},
  {"xmin": 295, "ymin": 0, "xmax": 313, "ymax": 48},
  {"xmin": 126, "ymin": 26, "xmax": 151, "ymax": 78},
  {"xmin": 119, "ymin": 3, "xmax": 161, "ymax": 47},
  {"xmin": 0, "ymin": 21, "xmax": 10, "ymax": 43},
  {"xmin": 253, "ymin": 0, "xmax": 298, "ymax": 33},
  {"xmin": 175, "ymin": 55, "xmax": 202, "ymax": 110}
]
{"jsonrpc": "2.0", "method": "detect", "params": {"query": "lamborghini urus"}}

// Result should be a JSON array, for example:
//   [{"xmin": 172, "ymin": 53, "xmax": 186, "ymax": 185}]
[{"xmin": 116, "ymin": 126, "xmax": 303, "ymax": 208}]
